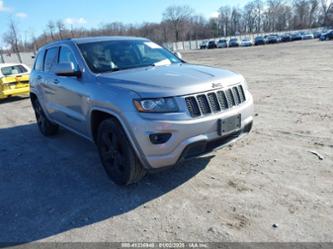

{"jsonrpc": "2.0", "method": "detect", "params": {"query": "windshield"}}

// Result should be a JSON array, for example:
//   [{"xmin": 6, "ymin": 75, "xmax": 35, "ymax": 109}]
[{"xmin": 78, "ymin": 40, "xmax": 182, "ymax": 73}]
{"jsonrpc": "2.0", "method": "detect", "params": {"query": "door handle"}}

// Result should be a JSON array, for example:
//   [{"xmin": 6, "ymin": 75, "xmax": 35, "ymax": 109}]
[
  {"xmin": 37, "ymin": 75, "xmax": 42, "ymax": 80},
  {"xmin": 53, "ymin": 79, "xmax": 59, "ymax": 84}
]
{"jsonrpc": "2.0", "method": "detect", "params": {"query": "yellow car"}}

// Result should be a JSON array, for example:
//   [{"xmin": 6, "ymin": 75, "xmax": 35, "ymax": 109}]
[{"xmin": 0, "ymin": 63, "xmax": 31, "ymax": 100}]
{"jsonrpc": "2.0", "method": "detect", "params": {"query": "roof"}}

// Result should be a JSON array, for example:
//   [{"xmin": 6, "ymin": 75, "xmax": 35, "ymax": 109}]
[
  {"xmin": 71, "ymin": 36, "xmax": 149, "ymax": 44},
  {"xmin": 0, "ymin": 63, "xmax": 28, "ymax": 68},
  {"xmin": 38, "ymin": 36, "xmax": 150, "ymax": 50}
]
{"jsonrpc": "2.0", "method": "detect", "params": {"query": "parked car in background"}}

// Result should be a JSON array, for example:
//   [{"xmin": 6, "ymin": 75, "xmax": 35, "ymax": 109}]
[
  {"xmin": 254, "ymin": 36, "xmax": 266, "ymax": 45},
  {"xmin": 313, "ymin": 31, "xmax": 322, "ymax": 39},
  {"xmin": 0, "ymin": 63, "xmax": 31, "ymax": 100},
  {"xmin": 277, "ymin": 35, "xmax": 283, "ymax": 42},
  {"xmin": 302, "ymin": 32, "xmax": 314, "ymax": 40},
  {"xmin": 229, "ymin": 37, "xmax": 240, "ymax": 47},
  {"xmin": 217, "ymin": 39, "xmax": 228, "ymax": 48},
  {"xmin": 29, "ymin": 36, "xmax": 254, "ymax": 185},
  {"xmin": 267, "ymin": 34, "xmax": 279, "ymax": 44},
  {"xmin": 320, "ymin": 30, "xmax": 333, "ymax": 41},
  {"xmin": 240, "ymin": 38, "xmax": 253, "ymax": 47},
  {"xmin": 207, "ymin": 40, "xmax": 217, "ymax": 49},
  {"xmin": 291, "ymin": 32, "xmax": 303, "ymax": 41},
  {"xmin": 281, "ymin": 33, "xmax": 291, "ymax": 42},
  {"xmin": 200, "ymin": 40, "xmax": 208, "ymax": 49}
]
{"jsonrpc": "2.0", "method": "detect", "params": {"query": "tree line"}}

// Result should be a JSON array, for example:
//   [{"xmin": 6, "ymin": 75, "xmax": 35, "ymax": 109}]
[{"xmin": 2, "ymin": 0, "xmax": 333, "ymax": 58}]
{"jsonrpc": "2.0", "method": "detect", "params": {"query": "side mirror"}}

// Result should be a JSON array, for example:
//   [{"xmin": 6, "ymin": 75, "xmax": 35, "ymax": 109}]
[
  {"xmin": 174, "ymin": 51, "xmax": 182, "ymax": 59},
  {"xmin": 54, "ymin": 62, "xmax": 81, "ymax": 77}
]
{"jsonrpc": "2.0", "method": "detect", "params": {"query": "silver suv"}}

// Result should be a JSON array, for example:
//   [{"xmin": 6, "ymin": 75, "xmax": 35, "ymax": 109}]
[{"xmin": 30, "ymin": 37, "xmax": 254, "ymax": 185}]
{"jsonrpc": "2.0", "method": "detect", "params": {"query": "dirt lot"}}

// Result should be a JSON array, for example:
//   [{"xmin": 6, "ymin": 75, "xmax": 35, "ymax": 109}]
[{"xmin": 0, "ymin": 40, "xmax": 332, "ymax": 243}]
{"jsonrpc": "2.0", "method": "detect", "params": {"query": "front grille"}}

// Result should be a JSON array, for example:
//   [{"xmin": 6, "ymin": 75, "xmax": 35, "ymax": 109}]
[{"xmin": 185, "ymin": 84, "xmax": 246, "ymax": 117}]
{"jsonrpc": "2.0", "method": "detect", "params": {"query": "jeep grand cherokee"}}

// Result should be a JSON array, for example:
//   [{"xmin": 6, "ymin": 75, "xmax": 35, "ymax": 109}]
[{"xmin": 30, "ymin": 37, "xmax": 254, "ymax": 185}]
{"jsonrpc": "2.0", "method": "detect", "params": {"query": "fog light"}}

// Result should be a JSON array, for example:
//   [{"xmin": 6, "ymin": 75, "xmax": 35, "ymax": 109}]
[{"xmin": 149, "ymin": 133, "xmax": 172, "ymax": 144}]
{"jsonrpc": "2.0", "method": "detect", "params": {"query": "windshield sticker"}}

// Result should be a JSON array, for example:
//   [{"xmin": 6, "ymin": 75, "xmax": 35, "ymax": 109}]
[{"xmin": 144, "ymin": 42, "xmax": 162, "ymax": 49}]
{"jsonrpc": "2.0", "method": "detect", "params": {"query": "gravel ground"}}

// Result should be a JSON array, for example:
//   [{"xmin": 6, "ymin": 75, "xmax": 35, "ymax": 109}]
[{"xmin": 0, "ymin": 40, "xmax": 332, "ymax": 243}]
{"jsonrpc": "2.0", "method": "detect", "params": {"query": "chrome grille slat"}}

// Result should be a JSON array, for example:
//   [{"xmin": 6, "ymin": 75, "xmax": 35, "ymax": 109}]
[{"xmin": 185, "ymin": 85, "xmax": 246, "ymax": 117}]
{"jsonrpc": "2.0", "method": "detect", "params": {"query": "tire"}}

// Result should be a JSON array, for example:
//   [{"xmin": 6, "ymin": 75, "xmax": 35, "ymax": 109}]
[
  {"xmin": 32, "ymin": 99, "xmax": 59, "ymax": 136},
  {"xmin": 96, "ymin": 118, "xmax": 146, "ymax": 185}
]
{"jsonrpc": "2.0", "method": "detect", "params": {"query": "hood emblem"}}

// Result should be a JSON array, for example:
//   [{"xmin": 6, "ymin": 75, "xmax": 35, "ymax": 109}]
[{"xmin": 212, "ymin": 83, "xmax": 222, "ymax": 88}]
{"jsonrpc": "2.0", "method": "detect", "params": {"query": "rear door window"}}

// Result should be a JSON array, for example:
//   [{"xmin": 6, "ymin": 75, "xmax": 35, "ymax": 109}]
[{"xmin": 44, "ymin": 47, "xmax": 59, "ymax": 72}]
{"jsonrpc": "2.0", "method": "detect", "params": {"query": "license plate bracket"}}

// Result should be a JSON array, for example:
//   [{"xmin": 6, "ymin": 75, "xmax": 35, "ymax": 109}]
[{"xmin": 218, "ymin": 114, "xmax": 241, "ymax": 136}]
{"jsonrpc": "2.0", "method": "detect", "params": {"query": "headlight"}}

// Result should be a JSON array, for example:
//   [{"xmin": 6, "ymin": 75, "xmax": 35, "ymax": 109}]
[{"xmin": 133, "ymin": 97, "xmax": 178, "ymax": 113}]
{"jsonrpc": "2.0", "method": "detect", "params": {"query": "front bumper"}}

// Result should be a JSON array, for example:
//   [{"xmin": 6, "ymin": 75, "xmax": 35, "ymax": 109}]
[{"xmin": 126, "ymin": 93, "xmax": 254, "ymax": 169}]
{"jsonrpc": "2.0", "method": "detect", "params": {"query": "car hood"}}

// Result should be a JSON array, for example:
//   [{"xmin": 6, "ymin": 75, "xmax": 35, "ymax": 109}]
[{"xmin": 96, "ymin": 63, "xmax": 243, "ymax": 98}]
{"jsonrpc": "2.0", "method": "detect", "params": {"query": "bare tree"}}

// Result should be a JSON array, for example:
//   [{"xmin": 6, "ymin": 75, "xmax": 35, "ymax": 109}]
[
  {"xmin": 243, "ymin": 2, "xmax": 257, "ymax": 33},
  {"xmin": 190, "ymin": 15, "xmax": 210, "ymax": 40},
  {"xmin": 3, "ymin": 19, "xmax": 22, "ymax": 63},
  {"xmin": 29, "ymin": 31, "xmax": 38, "ymax": 54},
  {"xmin": 231, "ymin": 7, "xmax": 242, "ymax": 35},
  {"xmin": 321, "ymin": 0, "xmax": 333, "ymax": 26},
  {"xmin": 266, "ymin": 0, "xmax": 283, "ymax": 31},
  {"xmin": 0, "ymin": 47, "xmax": 4, "ymax": 63},
  {"xmin": 102, "ymin": 22, "xmax": 127, "ymax": 35},
  {"xmin": 277, "ymin": 4, "xmax": 293, "ymax": 30},
  {"xmin": 56, "ymin": 20, "xmax": 66, "ymax": 39},
  {"xmin": 162, "ymin": 5, "xmax": 194, "ymax": 41},
  {"xmin": 219, "ymin": 6, "xmax": 231, "ymax": 36},
  {"xmin": 309, "ymin": 0, "xmax": 320, "ymax": 27},
  {"xmin": 254, "ymin": 0, "xmax": 264, "ymax": 32},
  {"xmin": 47, "ymin": 21, "xmax": 56, "ymax": 40},
  {"xmin": 293, "ymin": 0, "xmax": 310, "ymax": 29}
]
